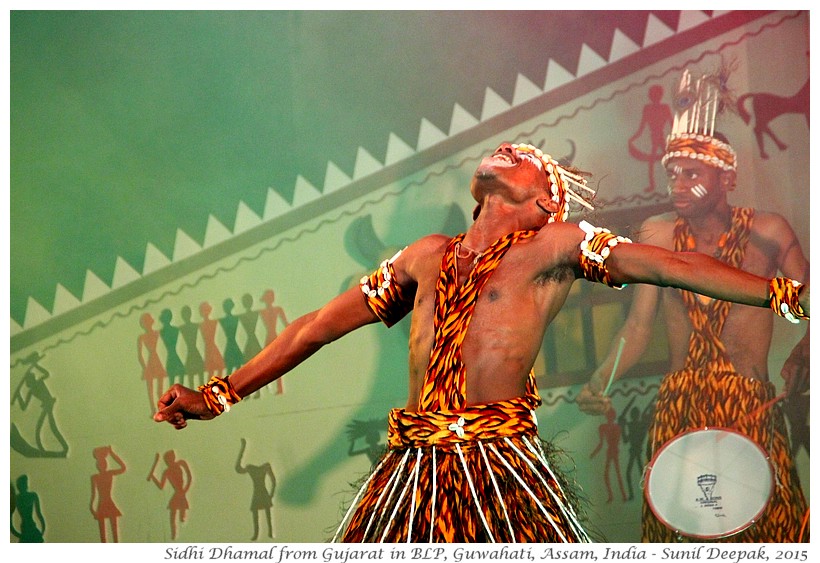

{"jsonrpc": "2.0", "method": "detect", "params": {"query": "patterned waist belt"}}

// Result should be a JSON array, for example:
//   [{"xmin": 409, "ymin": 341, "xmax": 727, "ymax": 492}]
[
  {"xmin": 664, "ymin": 362, "xmax": 774, "ymax": 399},
  {"xmin": 387, "ymin": 393, "xmax": 541, "ymax": 451}
]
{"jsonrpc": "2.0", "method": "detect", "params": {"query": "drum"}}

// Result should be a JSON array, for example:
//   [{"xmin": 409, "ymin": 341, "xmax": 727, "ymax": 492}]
[{"xmin": 644, "ymin": 427, "xmax": 773, "ymax": 539}]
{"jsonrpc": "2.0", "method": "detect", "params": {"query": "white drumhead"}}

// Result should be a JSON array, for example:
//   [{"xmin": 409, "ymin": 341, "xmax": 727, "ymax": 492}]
[{"xmin": 645, "ymin": 427, "xmax": 773, "ymax": 539}]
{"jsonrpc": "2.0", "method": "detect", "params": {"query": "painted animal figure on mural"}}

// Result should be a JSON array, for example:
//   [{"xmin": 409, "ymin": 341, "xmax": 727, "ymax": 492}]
[{"xmin": 737, "ymin": 78, "xmax": 809, "ymax": 159}]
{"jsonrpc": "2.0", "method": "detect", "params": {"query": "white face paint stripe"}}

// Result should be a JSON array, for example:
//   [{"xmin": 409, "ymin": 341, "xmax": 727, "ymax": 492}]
[{"xmin": 690, "ymin": 184, "xmax": 708, "ymax": 198}]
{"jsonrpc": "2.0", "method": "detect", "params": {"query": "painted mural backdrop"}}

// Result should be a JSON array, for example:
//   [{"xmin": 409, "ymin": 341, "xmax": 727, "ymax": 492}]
[{"xmin": 10, "ymin": 11, "xmax": 809, "ymax": 543}]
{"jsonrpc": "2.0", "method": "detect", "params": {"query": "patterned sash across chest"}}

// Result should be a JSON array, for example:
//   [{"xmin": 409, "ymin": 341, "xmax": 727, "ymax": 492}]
[
  {"xmin": 418, "ymin": 230, "xmax": 538, "ymax": 411},
  {"xmin": 673, "ymin": 207, "xmax": 754, "ymax": 372}
]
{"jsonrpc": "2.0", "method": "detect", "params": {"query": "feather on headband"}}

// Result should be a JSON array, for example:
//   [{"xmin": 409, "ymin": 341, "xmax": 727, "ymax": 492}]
[{"xmin": 663, "ymin": 61, "xmax": 738, "ymax": 172}]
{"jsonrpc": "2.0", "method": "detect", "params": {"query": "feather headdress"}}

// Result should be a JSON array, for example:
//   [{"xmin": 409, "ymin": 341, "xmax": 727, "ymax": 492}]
[{"xmin": 663, "ymin": 60, "xmax": 738, "ymax": 172}]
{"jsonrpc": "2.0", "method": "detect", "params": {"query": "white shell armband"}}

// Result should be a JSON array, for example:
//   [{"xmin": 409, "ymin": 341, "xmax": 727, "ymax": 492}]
[{"xmin": 578, "ymin": 220, "xmax": 632, "ymax": 289}]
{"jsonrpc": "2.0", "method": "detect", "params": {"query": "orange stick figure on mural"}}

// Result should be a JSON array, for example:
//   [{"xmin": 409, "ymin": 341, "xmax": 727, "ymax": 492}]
[
  {"xmin": 589, "ymin": 406, "xmax": 628, "ymax": 504},
  {"xmin": 138, "ymin": 313, "xmax": 167, "ymax": 414},
  {"xmin": 147, "ymin": 449, "xmax": 192, "ymax": 540},
  {"xmin": 199, "ymin": 301, "xmax": 226, "ymax": 381},
  {"xmin": 259, "ymin": 289, "xmax": 289, "ymax": 395},
  {"xmin": 627, "ymin": 84, "xmax": 673, "ymax": 193},
  {"xmin": 90, "ymin": 445, "xmax": 126, "ymax": 542}
]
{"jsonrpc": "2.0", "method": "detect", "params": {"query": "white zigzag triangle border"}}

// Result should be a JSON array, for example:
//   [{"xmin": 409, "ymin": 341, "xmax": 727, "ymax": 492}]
[{"xmin": 13, "ymin": 10, "xmax": 718, "ymax": 335}]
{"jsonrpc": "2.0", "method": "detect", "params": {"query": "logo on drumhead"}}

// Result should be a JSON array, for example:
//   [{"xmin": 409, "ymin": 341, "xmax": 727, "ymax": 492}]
[
  {"xmin": 696, "ymin": 474, "xmax": 723, "ymax": 510},
  {"xmin": 697, "ymin": 474, "xmax": 717, "ymax": 500}
]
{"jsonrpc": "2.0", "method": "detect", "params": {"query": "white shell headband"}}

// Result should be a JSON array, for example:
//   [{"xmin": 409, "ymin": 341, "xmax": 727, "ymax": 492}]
[{"xmin": 511, "ymin": 143, "xmax": 595, "ymax": 222}]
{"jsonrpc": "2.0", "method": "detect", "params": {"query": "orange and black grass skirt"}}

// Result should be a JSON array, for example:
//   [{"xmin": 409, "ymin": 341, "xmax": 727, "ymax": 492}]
[{"xmin": 334, "ymin": 395, "xmax": 592, "ymax": 543}]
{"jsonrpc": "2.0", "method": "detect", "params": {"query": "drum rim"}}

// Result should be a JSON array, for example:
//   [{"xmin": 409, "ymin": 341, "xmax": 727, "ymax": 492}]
[{"xmin": 643, "ymin": 426, "xmax": 774, "ymax": 539}]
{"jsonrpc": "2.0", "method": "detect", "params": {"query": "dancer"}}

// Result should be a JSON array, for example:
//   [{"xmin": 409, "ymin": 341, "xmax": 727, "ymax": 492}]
[
  {"xmin": 578, "ymin": 67, "xmax": 809, "ymax": 542},
  {"xmin": 155, "ymin": 140, "xmax": 808, "ymax": 542}
]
